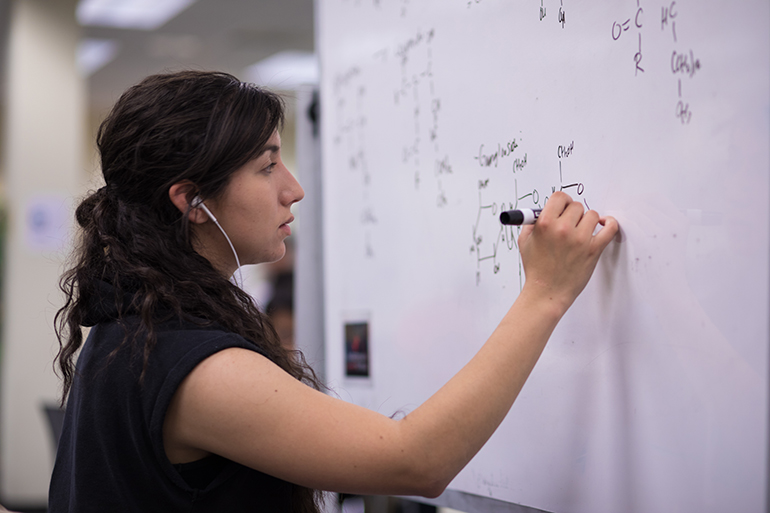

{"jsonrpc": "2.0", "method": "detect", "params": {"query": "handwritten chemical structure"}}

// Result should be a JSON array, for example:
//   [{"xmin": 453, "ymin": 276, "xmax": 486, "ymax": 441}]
[
  {"xmin": 434, "ymin": 155, "xmax": 453, "ymax": 207},
  {"xmin": 538, "ymin": 0, "xmax": 567, "ymax": 27},
  {"xmin": 661, "ymin": 2, "xmax": 678, "ymax": 41},
  {"xmin": 470, "ymin": 135, "xmax": 527, "ymax": 286},
  {"xmin": 609, "ymin": 0, "xmax": 702, "ymax": 123},
  {"xmin": 332, "ymin": 67, "xmax": 377, "ymax": 259},
  {"xmin": 664, "ymin": 2, "xmax": 701, "ymax": 124},
  {"xmin": 611, "ymin": 0, "xmax": 645, "ymax": 75},
  {"xmin": 392, "ymin": 29, "xmax": 435, "ymax": 188},
  {"xmin": 329, "ymin": 21, "xmax": 461, "ymax": 264},
  {"xmin": 471, "ymin": 140, "xmax": 591, "ymax": 285},
  {"xmin": 554, "ymin": 141, "xmax": 589, "ymax": 208},
  {"xmin": 508, "ymin": 141, "xmax": 588, "ymax": 210},
  {"xmin": 474, "ymin": 137, "xmax": 522, "ymax": 170},
  {"xmin": 470, "ymin": 179, "xmax": 521, "ymax": 287},
  {"xmin": 388, "ymin": 28, "xmax": 455, "ymax": 208}
]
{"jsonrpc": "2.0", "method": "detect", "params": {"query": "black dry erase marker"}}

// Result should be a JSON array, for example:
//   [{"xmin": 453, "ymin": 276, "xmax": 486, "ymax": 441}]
[{"xmin": 500, "ymin": 208, "xmax": 542, "ymax": 225}]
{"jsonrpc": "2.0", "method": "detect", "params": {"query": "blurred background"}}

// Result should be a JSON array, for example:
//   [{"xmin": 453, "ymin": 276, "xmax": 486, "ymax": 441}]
[{"xmin": 0, "ymin": 1, "xmax": 457, "ymax": 512}]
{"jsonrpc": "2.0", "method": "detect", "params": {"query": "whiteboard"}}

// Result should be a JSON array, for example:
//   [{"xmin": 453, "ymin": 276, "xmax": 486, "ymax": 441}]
[{"xmin": 317, "ymin": 1, "xmax": 769, "ymax": 511}]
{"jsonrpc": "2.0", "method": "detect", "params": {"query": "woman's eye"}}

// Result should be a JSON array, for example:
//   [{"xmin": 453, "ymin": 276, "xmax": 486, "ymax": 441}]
[{"xmin": 263, "ymin": 163, "xmax": 277, "ymax": 173}]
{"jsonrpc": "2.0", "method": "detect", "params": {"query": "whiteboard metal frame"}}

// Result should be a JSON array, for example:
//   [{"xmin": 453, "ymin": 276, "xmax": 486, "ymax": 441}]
[
  {"xmin": 294, "ymin": 85, "xmax": 327, "ymax": 381},
  {"xmin": 409, "ymin": 490, "xmax": 551, "ymax": 513}
]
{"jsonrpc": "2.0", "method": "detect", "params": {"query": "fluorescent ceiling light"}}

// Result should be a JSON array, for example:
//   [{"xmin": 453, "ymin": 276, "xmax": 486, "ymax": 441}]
[
  {"xmin": 77, "ymin": 39, "xmax": 120, "ymax": 75},
  {"xmin": 244, "ymin": 51, "xmax": 319, "ymax": 90},
  {"xmin": 77, "ymin": 0, "xmax": 198, "ymax": 30}
]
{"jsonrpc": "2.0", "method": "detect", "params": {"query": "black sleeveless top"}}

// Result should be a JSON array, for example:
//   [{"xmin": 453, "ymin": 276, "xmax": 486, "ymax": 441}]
[{"xmin": 48, "ymin": 283, "xmax": 294, "ymax": 512}]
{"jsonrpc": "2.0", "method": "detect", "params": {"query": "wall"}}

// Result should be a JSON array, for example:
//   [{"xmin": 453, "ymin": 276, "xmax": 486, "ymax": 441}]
[{"xmin": 0, "ymin": 0, "xmax": 84, "ymax": 505}]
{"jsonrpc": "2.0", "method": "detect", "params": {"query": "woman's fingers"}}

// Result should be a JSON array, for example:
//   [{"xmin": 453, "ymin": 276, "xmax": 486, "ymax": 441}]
[
  {"xmin": 539, "ymin": 191, "xmax": 571, "ymax": 221},
  {"xmin": 516, "ymin": 192, "xmax": 619, "ymax": 305},
  {"xmin": 591, "ymin": 216, "xmax": 619, "ymax": 253}
]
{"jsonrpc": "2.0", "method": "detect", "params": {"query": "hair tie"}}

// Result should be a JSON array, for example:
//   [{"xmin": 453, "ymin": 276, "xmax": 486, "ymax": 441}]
[{"xmin": 99, "ymin": 183, "xmax": 121, "ymax": 198}]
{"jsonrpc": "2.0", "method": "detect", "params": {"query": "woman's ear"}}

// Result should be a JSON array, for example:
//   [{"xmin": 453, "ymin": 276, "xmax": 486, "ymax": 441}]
[{"xmin": 169, "ymin": 181, "xmax": 208, "ymax": 224}]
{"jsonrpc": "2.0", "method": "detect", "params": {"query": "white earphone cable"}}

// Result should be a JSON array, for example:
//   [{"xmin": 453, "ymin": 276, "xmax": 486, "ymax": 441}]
[{"xmin": 196, "ymin": 201, "xmax": 245, "ymax": 289}]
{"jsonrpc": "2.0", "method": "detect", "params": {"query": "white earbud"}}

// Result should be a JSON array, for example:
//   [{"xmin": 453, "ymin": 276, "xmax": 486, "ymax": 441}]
[
  {"xmin": 191, "ymin": 195, "xmax": 243, "ymax": 288},
  {"xmin": 192, "ymin": 196, "xmax": 216, "ymax": 221}
]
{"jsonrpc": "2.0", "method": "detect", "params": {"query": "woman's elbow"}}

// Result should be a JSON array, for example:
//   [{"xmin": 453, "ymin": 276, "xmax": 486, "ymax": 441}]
[
  {"xmin": 419, "ymin": 479, "xmax": 448, "ymax": 499},
  {"xmin": 396, "ymin": 474, "xmax": 448, "ymax": 499},
  {"xmin": 399, "ymin": 460, "xmax": 452, "ymax": 499},
  {"xmin": 389, "ymin": 421, "xmax": 457, "ymax": 498}
]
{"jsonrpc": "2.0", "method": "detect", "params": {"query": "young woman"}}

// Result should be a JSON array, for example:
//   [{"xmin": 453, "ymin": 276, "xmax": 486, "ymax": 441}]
[{"xmin": 49, "ymin": 70, "xmax": 618, "ymax": 512}]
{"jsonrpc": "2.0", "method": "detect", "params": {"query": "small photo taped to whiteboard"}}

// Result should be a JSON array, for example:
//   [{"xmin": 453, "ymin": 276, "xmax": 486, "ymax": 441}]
[{"xmin": 344, "ymin": 316, "xmax": 371, "ymax": 383}]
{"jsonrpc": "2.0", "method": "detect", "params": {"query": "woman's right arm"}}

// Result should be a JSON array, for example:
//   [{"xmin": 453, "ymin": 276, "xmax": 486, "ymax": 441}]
[{"xmin": 163, "ymin": 191, "xmax": 618, "ymax": 497}]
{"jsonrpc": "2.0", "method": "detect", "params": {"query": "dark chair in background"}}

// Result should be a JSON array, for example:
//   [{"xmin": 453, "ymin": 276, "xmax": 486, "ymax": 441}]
[{"xmin": 42, "ymin": 402, "xmax": 65, "ymax": 453}]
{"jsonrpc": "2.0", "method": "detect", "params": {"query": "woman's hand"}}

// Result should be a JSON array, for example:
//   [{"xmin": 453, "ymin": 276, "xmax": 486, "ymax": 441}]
[{"xmin": 518, "ymin": 191, "xmax": 619, "ymax": 313}]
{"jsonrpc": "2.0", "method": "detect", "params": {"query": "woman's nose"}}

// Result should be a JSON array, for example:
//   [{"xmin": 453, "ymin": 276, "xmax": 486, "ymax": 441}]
[{"xmin": 281, "ymin": 166, "xmax": 305, "ymax": 205}]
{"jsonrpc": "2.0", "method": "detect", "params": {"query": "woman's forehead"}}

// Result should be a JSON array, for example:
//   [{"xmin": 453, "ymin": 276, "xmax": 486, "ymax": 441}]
[{"xmin": 258, "ymin": 131, "xmax": 281, "ymax": 156}]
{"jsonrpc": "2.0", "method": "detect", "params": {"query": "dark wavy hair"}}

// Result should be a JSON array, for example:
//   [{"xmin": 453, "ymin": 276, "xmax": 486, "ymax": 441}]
[{"xmin": 54, "ymin": 70, "xmax": 322, "ymax": 512}]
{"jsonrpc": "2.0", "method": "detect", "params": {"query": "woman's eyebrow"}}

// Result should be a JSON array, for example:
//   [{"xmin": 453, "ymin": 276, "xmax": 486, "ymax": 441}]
[{"xmin": 261, "ymin": 144, "xmax": 280, "ymax": 156}]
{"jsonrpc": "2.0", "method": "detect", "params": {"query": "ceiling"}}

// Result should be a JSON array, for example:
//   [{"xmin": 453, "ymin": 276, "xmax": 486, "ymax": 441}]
[
  {"xmin": 82, "ymin": 0, "xmax": 315, "ymax": 113},
  {"xmin": 0, "ymin": 0, "xmax": 315, "ymax": 177}
]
